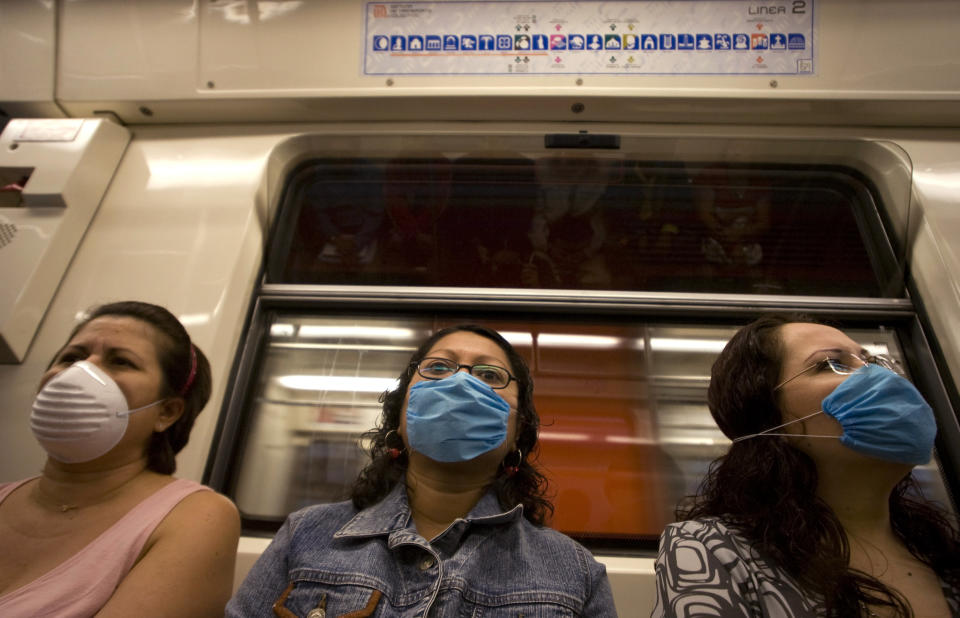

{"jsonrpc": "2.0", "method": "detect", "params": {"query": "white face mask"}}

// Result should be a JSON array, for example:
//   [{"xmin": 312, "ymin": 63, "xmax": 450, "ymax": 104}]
[{"xmin": 30, "ymin": 361, "xmax": 163, "ymax": 463}]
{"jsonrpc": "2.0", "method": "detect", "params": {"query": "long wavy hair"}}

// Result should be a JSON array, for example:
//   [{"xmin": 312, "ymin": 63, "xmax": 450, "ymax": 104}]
[
  {"xmin": 681, "ymin": 314, "xmax": 960, "ymax": 616},
  {"xmin": 59, "ymin": 301, "xmax": 213, "ymax": 474},
  {"xmin": 350, "ymin": 324, "xmax": 553, "ymax": 525}
]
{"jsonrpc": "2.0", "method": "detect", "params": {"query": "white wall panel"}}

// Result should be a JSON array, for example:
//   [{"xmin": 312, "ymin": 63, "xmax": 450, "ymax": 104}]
[
  {"xmin": 58, "ymin": 0, "xmax": 200, "ymax": 99},
  {"xmin": 900, "ymin": 139, "xmax": 960, "ymax": 395},
  {"xmin": 0, "ymin": 0, "xmax": 61, "ymax": 117}
]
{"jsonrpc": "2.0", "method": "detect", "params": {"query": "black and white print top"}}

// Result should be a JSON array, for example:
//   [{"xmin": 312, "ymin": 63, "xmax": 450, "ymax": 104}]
[{"xmin": 651, "ymin": 517, "xmax": 960, "ymax": 618}]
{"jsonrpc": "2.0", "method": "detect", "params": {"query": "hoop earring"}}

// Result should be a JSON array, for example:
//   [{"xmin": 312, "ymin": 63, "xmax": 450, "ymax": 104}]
[
  {"xmin": 502, "ymin": 448, "xmax": 522, "ymax": 477},
  {"xmin": 384, "ymin": 429, "xmax": 406, "ymax": 460}
]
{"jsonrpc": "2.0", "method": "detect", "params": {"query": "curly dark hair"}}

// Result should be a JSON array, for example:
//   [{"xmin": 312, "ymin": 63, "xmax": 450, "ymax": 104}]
[
  {"xmin": 350, "ymin": 323, "xmax": 553, "ymax": 525},
  {"xmin": 59, "ymin": 301, "xmax": 213, "ymax": 474},
  {"xmin": 680, "ymin": 314, "xmax": 960, "ymax": 617}
]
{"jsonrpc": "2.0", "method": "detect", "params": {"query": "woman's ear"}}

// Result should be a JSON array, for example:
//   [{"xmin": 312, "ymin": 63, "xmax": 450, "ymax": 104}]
[{"xmin": 155, "ymin": 398, "xmax": 186, "ymax": 432}]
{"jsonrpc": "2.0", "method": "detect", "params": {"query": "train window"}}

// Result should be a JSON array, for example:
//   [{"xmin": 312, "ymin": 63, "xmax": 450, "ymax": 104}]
[
  {"xmin": 266, "ymin": 157, "xmax": 900, "ymax": 297},
  {"xmin": 227, "ymin": 313, "xmax": 952, "ymax": 549}
]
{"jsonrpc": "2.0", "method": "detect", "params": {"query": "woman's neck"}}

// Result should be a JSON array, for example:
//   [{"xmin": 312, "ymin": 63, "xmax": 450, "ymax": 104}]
[
  {"xmin": 33, "ymin": 457, "xmax": 151, "ymax": 513},
  {"xmin": 404, "ymin": 459, "xmax": 493, "ymax": 541},
  {"xmin": 815, "ymin": 458, "xmax": 907, "ymax": 542}
]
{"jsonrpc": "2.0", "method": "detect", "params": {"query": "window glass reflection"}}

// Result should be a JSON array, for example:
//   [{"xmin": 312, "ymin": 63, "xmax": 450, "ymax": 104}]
[{"xmin": 269, "ymin": 157, "xmax": 897, "ymax": 297}]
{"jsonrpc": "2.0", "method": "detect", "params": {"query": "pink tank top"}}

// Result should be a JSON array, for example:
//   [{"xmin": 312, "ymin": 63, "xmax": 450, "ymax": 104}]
[{"xmin": 0, "ymin": 477, "xmax": 208, "ymax": 617}]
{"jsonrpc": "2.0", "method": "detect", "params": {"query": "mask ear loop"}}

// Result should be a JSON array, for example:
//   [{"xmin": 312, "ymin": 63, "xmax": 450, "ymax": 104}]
[{"xmin": 732, "ymin": 410, "xmax": 841, "ymax": 443}]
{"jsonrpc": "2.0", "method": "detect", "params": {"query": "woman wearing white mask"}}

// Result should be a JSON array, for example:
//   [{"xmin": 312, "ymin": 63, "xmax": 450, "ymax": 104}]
[
  {"xmin": 0, "ymin": 301, "xmax": 239, "ymax": 617},
  {"xmin": 652, "ymin": 315, "xmax": 960, "ymax": 617},
  {"xmin": 228, "ymin": 324, "xmax": 616, "ymax": 617}
]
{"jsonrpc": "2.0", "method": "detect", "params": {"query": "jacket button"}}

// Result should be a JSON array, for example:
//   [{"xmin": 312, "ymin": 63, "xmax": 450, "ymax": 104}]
[{"xmin": 419, "ymin": 556, "xmax": 436, "ymax": 570}]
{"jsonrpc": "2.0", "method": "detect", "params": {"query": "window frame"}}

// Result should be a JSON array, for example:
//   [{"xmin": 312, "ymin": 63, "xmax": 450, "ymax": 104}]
[{"xmin": 203, "ymin": 135, "xmax": 959, "ymax": 551}]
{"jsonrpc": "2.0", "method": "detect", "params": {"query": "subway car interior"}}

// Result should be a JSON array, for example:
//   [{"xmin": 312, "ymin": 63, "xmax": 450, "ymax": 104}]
[{"xmin": 2, "ymin": 1, "xmax": 959, "ymax": 614}]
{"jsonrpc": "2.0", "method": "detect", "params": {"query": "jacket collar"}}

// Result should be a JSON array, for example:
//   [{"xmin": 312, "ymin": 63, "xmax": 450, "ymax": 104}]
[{"xmin": 335, "ymin": 480, "xmax": 523, "ymax": 540}]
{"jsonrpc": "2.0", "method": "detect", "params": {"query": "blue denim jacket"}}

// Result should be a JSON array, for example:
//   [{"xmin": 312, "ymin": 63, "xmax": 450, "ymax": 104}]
[{"xmin": 228, "ymin": 482, "xmax": 617, "ymax": 617}]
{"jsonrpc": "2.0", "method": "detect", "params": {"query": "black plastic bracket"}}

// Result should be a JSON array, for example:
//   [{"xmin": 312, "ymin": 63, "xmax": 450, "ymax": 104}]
[{"xmin": 544, "ymin": 131, "xmax": 621, "ymax": 149}]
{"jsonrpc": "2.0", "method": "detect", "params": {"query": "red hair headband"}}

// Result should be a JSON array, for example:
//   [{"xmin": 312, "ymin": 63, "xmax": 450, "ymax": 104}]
[{"xmin": 179, "ymin": 344, "xmax": 197, "ymax": 397}]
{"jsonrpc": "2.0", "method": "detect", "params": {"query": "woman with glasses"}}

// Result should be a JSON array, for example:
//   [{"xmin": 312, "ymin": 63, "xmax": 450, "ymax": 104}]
[
  {"xmin": 229, "ymin": 324, "xmax": 616, "ymax": 617},
  {"xmin": 652, "ymin": 315, "xmax": 959, "ymax": 617}
]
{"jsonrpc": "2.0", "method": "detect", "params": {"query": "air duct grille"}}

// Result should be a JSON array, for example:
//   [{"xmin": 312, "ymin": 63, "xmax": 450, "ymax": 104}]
[{"xmin": 0, "ymin": 222, "xmax": 16, "ymax": 249}]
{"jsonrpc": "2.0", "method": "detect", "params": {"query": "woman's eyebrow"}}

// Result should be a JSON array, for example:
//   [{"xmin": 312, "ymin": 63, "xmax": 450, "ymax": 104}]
[
  {"xmin": 424, "ymin": 349, "xmax": 456, "ymax": 359},
  {"xmin": 109, "ymin": 346, "xmax": 146, "ymax": 362},
  {"xmin": 801, "ymin": 347, "xmax": 846, "ymax": 365},
  {"xmin": 428, "ymin": 349, "xmax": 508, "ymax": 367},
  {"xmin": 56, "ymin": 343, "xmax": 87, "ymax": 356},
  {"xmin": 469, "ymin": 353, "xmax": 510, "ymax": 367}
]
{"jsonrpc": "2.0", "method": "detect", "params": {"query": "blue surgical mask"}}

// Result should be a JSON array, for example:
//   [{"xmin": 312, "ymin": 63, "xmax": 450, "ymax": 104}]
[
  {"xmin": 821, "ymin": 364, "xmax": 936, "ymax": 465},
  {"xmin": 734, "ymin": 365, "xmax": 936, "ymax": 465},
  {"xmin": 406, "ymin": 371, "xmax": 511, "ymax": 463}
]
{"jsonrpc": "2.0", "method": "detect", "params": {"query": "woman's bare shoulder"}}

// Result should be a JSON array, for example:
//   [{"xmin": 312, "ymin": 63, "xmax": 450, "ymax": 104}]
[{"xmin": 163, "ymin": 486, "xmax": 239, "ymax": 530}]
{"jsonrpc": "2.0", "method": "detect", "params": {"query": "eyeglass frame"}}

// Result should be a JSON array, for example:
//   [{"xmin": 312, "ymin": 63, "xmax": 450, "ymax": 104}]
[
  {"xmin": 774, "ymin": 352, "xmax": 900, "ymax": 391},
  {"xmin": 411, "ymin": 357, "xmax": 516, "ymax": 389}
]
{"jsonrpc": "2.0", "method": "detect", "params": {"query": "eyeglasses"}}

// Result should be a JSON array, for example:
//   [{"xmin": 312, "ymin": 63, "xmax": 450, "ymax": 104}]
[
  {"xmin": 413, "ymin": 357, "xmax": 516, "ymax": 389},
  {"xmin": 774, "ymin": 351, "xmax": 901, "ymax": 391}
]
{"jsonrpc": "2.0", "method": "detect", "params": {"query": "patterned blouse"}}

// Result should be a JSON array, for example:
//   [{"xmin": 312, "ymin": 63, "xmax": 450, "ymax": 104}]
[{"xmin": 651, "ymin": 517, "xmax": 960, "ymax": 618}]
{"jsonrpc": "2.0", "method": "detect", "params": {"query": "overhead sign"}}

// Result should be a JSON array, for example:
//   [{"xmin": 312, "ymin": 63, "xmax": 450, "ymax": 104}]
[{"xmin": 363, "ymin": 1, "xmax": 815, "ymax": 76}]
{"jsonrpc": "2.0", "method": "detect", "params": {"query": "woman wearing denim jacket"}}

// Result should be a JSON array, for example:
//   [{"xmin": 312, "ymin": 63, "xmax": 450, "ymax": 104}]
[{"xmin": 228, "ymin": 324, "xmax": 616, "ymax": 617}]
